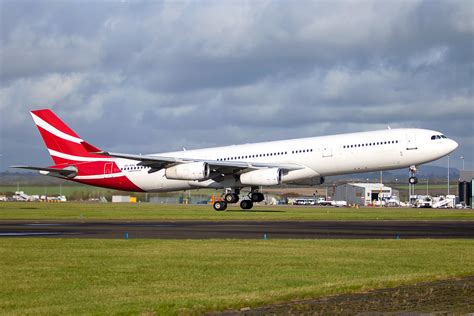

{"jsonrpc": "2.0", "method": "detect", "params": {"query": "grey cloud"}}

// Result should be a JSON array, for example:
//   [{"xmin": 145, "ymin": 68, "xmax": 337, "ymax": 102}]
[{"xmin": 0, "ymin": 0, "xmax": 473, "ymax": 171}]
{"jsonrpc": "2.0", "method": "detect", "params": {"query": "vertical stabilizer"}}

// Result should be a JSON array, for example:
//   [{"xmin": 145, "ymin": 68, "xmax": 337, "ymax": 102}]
[{"xmin": 31, "ymin": 109, "xmax": 104, "ymax": 165}]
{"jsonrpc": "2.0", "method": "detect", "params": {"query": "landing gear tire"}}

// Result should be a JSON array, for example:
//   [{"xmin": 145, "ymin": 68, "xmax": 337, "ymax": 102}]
[
  {"xmin": 224, "ymin": 193, "xmax": 239, "ymax": 204},
  {"xmin": 240, "ymin": 200, "xmax": 254, "ymax": 210},
  {"xmin": 213, "ymin": 201, "xmax": 227, "ymax": 211},
  {"xmin": 408, "ymin": 176, "xmax": 418, "ymax": 185},
  {"xmin": 250, "ymin": 192, "xmax": 264, "ymax": 202}
]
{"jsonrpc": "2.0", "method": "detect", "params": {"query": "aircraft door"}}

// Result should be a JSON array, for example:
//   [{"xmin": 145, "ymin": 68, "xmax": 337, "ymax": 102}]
[
  {"xmin": 322, "ymin": 146, "xmax": 332, "ymax": 157},
  {"xmin": 406, "ymin": 133, "xmax": 417, "ymax": 150},
  {"xmin": 104, "ymin": 162, "xmax": 113, "ymax": 178}
]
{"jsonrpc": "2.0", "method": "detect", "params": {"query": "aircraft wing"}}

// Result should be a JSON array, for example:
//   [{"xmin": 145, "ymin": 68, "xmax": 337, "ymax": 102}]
[
  {"xmin": 10, "ymin": 165, "xmax": 78, "ymax": 178},
  {"xmin": 99, "ymin": 151, "xmax": 305, "ymax": 174}
]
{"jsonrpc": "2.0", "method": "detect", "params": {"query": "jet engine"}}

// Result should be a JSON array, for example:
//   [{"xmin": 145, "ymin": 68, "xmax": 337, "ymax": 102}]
[
  {"xmin": 240, "ymin": 168, "xmax": 282, "ymax": 186},
  {"xmin": 165, "ymin": 162, "xmax": 210, "ymax": 180}
]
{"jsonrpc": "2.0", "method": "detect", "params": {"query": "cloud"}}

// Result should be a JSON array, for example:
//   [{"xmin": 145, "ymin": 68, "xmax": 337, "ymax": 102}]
[{"xmin": 0, "ymin": 0, "xmax": 473, "ymax": 171}]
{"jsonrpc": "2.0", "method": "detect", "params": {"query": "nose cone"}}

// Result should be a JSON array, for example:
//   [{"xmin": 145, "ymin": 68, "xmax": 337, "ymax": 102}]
[{"xmin": 447, "ymin": 139, "xmax": 458, "ymax": 154}]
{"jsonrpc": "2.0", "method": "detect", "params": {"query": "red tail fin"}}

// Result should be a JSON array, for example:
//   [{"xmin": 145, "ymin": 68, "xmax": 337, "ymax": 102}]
[{"xmin": 31, "ymin": 109, "xmax": 104, "ymax": 165}]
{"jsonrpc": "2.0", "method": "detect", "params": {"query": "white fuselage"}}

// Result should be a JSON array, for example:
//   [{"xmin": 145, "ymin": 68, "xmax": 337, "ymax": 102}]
[{"xmin": 115, "ymin": 128, "xmax": 458, "ymax": 192}]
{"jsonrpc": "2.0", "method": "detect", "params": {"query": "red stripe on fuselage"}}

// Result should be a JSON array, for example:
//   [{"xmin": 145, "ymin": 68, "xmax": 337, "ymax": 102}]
[
  {"xmin": 71, "ymin": 161, "xmax": 120, "ymax": 176},
  {"xmin": 53, "ymin": 161, "xmax": 143, "ymax": 192},
  {"xmin": 73, "ymin": 175, "xmax": 143, "ymax": 192}
]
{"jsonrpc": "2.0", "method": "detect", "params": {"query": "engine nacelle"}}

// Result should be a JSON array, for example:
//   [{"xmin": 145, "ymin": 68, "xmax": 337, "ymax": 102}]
[
  {"xmin": 165, "ymin": 162, "xmax": 210, "ymax": 180},
  {"xmin": 240, "ymin": 168, "xmax": 282, "ymax": 186}
]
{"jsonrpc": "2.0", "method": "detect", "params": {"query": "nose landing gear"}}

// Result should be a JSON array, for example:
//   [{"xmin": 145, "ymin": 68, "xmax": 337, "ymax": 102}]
[
  {"xmin": 408, "ymin": 176, "xmax": 418, "ymax": 185},
  {"xmin": 408, "ymin": 165, "xmax": 418, "ymax": 184}
]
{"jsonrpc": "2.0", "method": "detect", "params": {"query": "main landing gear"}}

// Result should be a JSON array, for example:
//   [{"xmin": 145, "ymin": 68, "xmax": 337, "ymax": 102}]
[
  {"xmin": 408, "ymin": 165, "xmax": 418, "ymax": 184},
  {"xmin": 213, "ymin": 201, "xmax": 227, "ymax": 211},
  {"xmin": 213, "ymin": 189, "xmax": 240, "ymax": 211},
  {"xmin": 212, "ymin": 188, "xmax": 265, "ymax": 211}
]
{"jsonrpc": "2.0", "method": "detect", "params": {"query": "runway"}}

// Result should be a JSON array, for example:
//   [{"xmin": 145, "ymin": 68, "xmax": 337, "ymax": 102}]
[{"xmin": 0, "ymin": 220, "xmax": 473, "ymax": 239}]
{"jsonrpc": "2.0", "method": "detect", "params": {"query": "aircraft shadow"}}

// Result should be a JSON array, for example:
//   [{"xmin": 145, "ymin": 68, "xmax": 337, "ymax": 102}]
[{"xmin": 226, "ymin": 210, "xmax": 285, "ymax": 213}]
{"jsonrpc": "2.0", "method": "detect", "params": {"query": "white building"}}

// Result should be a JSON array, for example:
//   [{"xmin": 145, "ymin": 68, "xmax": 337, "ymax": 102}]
[{"xmin": 335, "ymin": 183, "xmax": 396, "ymax": 206}]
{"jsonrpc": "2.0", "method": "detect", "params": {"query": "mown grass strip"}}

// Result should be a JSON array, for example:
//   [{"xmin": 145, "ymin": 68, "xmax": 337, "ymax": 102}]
[{"xmin": 1, "ymin": 239, "xmax": 473, "ymax": 315}]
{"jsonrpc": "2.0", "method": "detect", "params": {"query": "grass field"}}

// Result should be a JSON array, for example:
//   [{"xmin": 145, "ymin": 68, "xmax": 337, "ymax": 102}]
[
  {"xmin": 1, "ymin": 202, "xmax": 473, "ymax": 221},
  {"xmin": 1, "ymin": 203, "xmax": 473, "ymax": 314},
  {"xmin": 1, "ymin": 183, "xmax": 460, "ymax": 200},
  {"xmin": 1, "ymin": 239, "xmax": 473, "ymax": 315},
  {"xmin": 0, "ymin": 185, "xmax": 213, "ymax": 202},
  {"xmin": 0, "ymin": 185, "xmax": 106, "ymax": 196}
]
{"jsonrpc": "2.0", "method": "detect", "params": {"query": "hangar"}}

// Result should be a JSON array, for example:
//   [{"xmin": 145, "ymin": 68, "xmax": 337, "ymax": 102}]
[
  {"xmin": 459, "ymin": 170, "xmax": 474, "ymax": 208},
  {"xmin": 334, "ymin": 183, "xmax": 396, "ymax": 206}
]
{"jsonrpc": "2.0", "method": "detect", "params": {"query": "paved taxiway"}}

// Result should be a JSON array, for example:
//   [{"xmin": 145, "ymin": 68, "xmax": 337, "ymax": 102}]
[{"xmin": 0, "ymin": 220, "xmax": 473, "ymax": 239}]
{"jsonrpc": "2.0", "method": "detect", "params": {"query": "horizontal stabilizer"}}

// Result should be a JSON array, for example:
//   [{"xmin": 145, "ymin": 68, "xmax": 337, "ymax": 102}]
[
  {"xmin": 81, "ymin": 141, "xmax": 103, "ymax": 154},
  {"xmin": 10, "ymin": 165, "xmax": 78, "ymax": 178}
]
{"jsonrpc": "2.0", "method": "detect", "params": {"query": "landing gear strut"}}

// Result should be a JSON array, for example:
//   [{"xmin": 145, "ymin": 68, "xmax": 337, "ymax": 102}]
[{"xmin": 408, "ymin": 165, "xmax": 418, "ymax": 184}]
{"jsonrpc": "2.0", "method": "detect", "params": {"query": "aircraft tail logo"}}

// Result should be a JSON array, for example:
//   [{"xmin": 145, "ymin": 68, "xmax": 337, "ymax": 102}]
[{"xmin": 31, "ymin": 109, "xmax": 106, "ymax": 165}]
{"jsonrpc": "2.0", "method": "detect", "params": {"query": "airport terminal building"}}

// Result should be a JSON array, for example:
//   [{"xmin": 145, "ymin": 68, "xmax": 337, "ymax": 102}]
[
  {"xmin": 335, "ymin": 183, "xmax": 395, "ymax": 206},
  {"xmin": 459, "ymin": 170, "xmax": 474, "ymax": 208}
]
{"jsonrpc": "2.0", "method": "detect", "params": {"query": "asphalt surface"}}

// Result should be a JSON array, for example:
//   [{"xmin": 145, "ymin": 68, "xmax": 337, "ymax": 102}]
[{"xmin": 0, "ymin": 220, "xmax": 473, "ymax": 239}]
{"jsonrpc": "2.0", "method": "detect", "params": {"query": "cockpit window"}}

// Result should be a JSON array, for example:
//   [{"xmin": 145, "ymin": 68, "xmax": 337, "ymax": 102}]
[{"xmin": 431, "ymin": 134, "xmax": 448, "ymax": 140}]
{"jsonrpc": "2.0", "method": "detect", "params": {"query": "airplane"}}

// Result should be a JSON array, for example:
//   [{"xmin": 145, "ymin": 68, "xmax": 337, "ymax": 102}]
[{"xmin": 11, "ymin": 109, "xmax": 458, "ymax": 210}]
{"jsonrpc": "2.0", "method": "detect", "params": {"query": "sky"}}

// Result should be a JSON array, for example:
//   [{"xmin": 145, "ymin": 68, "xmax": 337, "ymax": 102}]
[{"xmin": 0, "ymin": 0, "xmax": 473, "ymax": 172}]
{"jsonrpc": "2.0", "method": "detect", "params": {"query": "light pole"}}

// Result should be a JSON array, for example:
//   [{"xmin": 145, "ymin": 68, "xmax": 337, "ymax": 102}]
[
  {"xmin": 447, "ymin": 155, "xmax": 450, "ymax": 195},
  {"xmin": 426, "ymin": 178, "xmax": 429, "ymax": 196},
  {"xmin": 460, "ymin": 156, "xmax": 465, "ymax": 171}
]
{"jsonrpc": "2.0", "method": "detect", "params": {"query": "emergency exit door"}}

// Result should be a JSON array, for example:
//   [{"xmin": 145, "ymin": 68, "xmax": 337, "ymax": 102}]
[
  {"xmin": 322, "ymin": 146, "xmax": 332, "ymax": 157},
  {"xmin": 104, "ymin": 162, "xmax": 113, "ymax": 178},
  {"xmin": 406, "ymin": 133, "xmax": 417, "ymax": 150}
]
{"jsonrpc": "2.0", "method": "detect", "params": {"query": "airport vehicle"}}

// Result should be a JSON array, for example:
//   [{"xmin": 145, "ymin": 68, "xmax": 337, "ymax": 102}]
[{"xmin": 12, "ymin": 109, "xmax": 458, "ymax": 211}]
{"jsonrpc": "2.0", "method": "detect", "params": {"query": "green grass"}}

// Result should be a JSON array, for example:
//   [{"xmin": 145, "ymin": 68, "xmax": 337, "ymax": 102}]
[
  {"xmin": 0, "ymin": 185, "xmax": 103, "ymax": 195},
  {"xmin": 0, "ymin": 202, "xmax": 473, "ymax": 221},
  {"xmin": 0, "ymin": 185, "xmax": 216, "ymax": 197},
  {"xmin": 1, "ymin": 239, "xmax": 473, "ymax": 315}
]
